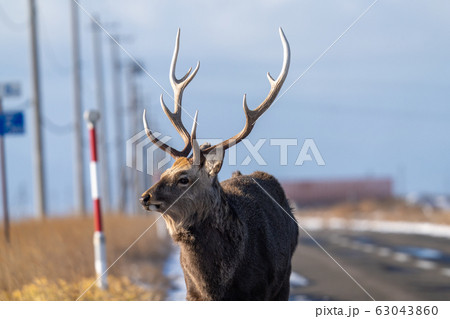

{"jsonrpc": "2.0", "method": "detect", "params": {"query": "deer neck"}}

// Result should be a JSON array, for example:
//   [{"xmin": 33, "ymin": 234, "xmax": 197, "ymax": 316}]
[{"xmin": 171, "ymin": 183, "xmax": 245, "ymax": 300}]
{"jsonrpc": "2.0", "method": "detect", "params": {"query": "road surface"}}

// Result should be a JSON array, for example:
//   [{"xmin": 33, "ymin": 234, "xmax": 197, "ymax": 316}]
[{"xmin": 290, "ymin": 229, "xmax": 450, "ymax": 300}]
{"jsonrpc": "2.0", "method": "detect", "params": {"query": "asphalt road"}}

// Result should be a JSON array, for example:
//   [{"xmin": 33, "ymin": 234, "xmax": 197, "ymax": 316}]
[{"xmin": 290, "ymin": 230, "xmax": 450, "ymax": 301}]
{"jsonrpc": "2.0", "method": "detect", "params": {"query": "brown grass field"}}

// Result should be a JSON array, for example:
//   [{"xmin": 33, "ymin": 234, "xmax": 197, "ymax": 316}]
[{"xmin": 0, "ymin": 213, "xmax": 171, "ymax": 300}]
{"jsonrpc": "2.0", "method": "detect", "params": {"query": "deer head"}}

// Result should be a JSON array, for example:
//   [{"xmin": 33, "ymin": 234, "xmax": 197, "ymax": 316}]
[{"xmin": 140, "ymin": 28, "xmax": 290, "ymax": 230}]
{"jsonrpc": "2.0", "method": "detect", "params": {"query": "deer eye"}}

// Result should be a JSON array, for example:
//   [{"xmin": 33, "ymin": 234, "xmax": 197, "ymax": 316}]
[{"xmin": 178, "ymin": 177, "xmax": 189, "ymax": 185}]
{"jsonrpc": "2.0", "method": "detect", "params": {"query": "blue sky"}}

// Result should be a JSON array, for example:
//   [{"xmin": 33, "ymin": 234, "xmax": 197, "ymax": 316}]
[{"xmin": 0, "ymin": 0, "xmax": 449, "ymax": 217}]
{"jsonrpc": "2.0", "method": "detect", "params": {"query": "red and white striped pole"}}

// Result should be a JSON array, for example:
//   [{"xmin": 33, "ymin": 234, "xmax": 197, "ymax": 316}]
[{"xmin": 84, "ymin": 110, "xmax": 108, "ymax": 290}]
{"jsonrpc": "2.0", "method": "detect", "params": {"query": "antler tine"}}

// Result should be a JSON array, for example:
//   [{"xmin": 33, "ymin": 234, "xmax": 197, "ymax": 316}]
[
  {"xmin": 142, "ymin": 109, "xmax": 181, "ymax": 158},
  {"xmin": 156, "ymin": 28, "xmax": 200, "ymax": 158},
  {"xmin": 190, "ymin": 111, "xmax": 201, "ymax": 165},
  {"xmin": 171, "ymin": 29, "xmax": 201, "ymax": 92},
  {"xmin": 142, "ymin": 108, "xmax": 200, "ymax": 159},
  {"xmin": 203, "ymin": 27, "xmax": 290, "ymax": 154}
]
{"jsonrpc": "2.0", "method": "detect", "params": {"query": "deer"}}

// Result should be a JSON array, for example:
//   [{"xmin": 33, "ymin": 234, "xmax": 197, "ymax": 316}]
[{"xmin": 140, "ymin": 28, "xmax": 298, "ymax": 301}]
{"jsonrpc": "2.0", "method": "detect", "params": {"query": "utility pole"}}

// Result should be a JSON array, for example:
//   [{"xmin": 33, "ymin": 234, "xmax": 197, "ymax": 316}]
[
  {"xmin": 70, "ymin": 1, "xmax": 86, "ymax": 216},
  {"xmin": 28, "ymin": 0, "xmax": 46, "ymax": 219},
  {"xmin": 91, "ymin": 17, "xmax": 111, "ymax": 212},
  {"xmin": 109, "ymin": 35, "xmax": 125, "ymax": 214},
  {"xmin": 0, "ymin": 97, "xmax": 9, "ymax": 242},
  {"xmin": 142, "ymin": 91, "xmax": 154, "ymax": 189},
  {"xmin": 137, "ymin": 82, "xmax": 147, "ymax": 193},
  {"xmin": 126, "ymin": 62, "xmax": 142, "ymax": 214}
]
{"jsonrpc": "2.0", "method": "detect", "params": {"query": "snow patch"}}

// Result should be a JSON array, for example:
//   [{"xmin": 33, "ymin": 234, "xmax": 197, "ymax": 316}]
[
  {"xmin": 299, "ymin": 217, "xmax": 450, "ymax": 239},
  {"xmin": 163, "ymin": 245, "xmax": 187, "ymax": 301},
  {"xmin": 289, "ymin": 271, "xmax": 309, "ymax": 287},
  {"xmin": 396, "ymin": 247, "xmax": 443, "ymax": 260}
]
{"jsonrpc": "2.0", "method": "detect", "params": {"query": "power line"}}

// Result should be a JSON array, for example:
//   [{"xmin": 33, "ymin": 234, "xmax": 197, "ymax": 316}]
[
  {"xmin": 0, "ymin": 97, "xmax": 73, "ymax": 135},
  {"xmin": 6, "ymin": 99, "xmax": 31, "ymax": 110},
  {"xmin": 42, "ymin": 115, "xmax": 74, "ymax": 134},
  {"xmin": 0, "ymin": 2, "xmax": 27, "ymax": 31}
]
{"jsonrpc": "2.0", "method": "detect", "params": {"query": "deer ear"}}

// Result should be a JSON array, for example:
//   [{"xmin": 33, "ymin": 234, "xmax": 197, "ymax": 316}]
[
  {"xmin": 200, "ymin": 142, "xmax": 211, "ymax": 150},
  {"xmin": 203, "ymin": 148, "xmax": 225, "ymax": 177}
]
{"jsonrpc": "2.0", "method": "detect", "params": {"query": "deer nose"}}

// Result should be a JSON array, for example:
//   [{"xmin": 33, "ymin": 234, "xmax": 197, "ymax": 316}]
[{"xmin": 140, "ymin": 194, "xmax": 150, "ymax": 205}]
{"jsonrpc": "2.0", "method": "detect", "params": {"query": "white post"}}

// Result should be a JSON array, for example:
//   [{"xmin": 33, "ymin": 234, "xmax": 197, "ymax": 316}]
[{"xmin": 84, "ymin": 110, "xmax": 108, "ymax": 290}]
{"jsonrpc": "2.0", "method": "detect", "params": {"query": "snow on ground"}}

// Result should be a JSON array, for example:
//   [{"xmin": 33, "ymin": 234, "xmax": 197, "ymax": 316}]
[
  {"xmin": 289, "ymin": 272, "xmax": 309, "ymax": 287},
  {"xmin": 396, "ymin": 247, "xmax": 443, "ymax": 260},
  {"xmin": 299, "ymin": 217, "xmax": 450, "ymax": 239},
  {"xmin": 163, "ymin": 245, "xmax": 309, "ymax": 301},
  {"xmin": 163, "ymin": 245, "xmax": 187, "ymax": 301}
]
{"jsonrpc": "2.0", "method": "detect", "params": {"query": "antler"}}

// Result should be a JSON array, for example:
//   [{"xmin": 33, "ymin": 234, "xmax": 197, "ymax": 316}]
[
  {"xmin": 143, "ymin": 28, "xmax": 200, "ymax": 158},
  {"xmin": 202, "ymin": 27, "xmax": 290, "ymax": 154}
]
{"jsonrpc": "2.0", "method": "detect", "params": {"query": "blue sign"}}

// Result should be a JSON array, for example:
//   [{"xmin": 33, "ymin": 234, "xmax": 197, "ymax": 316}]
[
  {"xmin": 0, "ymin": 83, "xmax": 21, "ymax": 98},
  {"xmin": 0, "ymin": 111, "xmax": 24, "ymax": 135}
]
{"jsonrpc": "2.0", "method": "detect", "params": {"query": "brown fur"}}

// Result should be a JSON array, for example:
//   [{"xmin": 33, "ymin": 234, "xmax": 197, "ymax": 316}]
[{"xmin": 141, "ymin": 159, "xmax": 298, "ymax": 300}]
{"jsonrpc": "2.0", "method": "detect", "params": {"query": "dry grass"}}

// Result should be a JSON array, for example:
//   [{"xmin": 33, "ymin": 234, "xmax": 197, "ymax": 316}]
[
  {"xmin": 0, "ymin": 213, "xmax": 171, "ymax": 300},
  {"xmin": 297, "ymin": 199, "xmax": 450, "ymax": 225},
  {"xmin": 1, "ymin": 276, "xmax": 163, "ymax": 301}
]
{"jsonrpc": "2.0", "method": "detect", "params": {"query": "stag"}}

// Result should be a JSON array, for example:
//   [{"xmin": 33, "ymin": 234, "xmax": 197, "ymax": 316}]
[{"xmin": 140, "ymin": 28, "xmax": 298, "ymax": 301}]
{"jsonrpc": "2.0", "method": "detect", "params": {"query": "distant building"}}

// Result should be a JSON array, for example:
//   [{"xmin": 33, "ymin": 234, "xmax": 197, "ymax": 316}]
[{"xmin": 281, "ymin": 178, "xmax": 392, "ymax": 207}]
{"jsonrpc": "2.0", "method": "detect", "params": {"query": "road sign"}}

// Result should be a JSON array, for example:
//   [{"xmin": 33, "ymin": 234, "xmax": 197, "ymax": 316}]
[
  {"xmin": 0, "ymin": 83, "xmax": 21, "ymax": 98},
  {"xmin": 0, "ymin": 111, "xmax": 24, "ymax": 135},
  {"xmin": 0, "ymin": 85, "xmax": 22, "ymax": 243}
]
